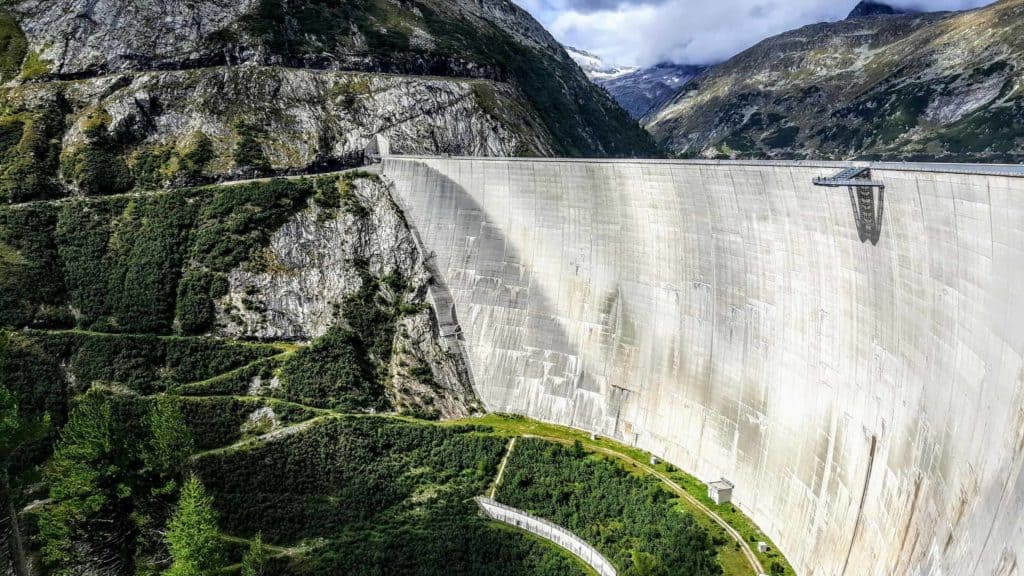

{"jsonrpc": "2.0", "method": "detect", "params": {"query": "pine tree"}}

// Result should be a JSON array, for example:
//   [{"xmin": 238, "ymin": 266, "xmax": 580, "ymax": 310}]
[
  {"xmin": 37, "ymin": 391, "xmax": 115, "ymax": 568},
  {"xmin": 165, "ymin": 475, "xmax": 223, "ymax": 576},
  {"xmin": 1, "ymin": 382, "xmax": 49, "ymax": 576},
  {"xmin": 241, "ymin": 533, "xmax": 268, "ymax": 576},
  {"xmin": 0, "ymin": 383, "xmax": 49, "ymax": 461},
  {"xmin": 144, "ymin": 397, "xmax": 194, "ymax": 481}
]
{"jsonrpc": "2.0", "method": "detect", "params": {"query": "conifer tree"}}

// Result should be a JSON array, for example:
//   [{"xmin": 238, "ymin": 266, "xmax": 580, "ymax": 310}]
[
  {"xmin": 165, "ymin": 474, "xmax": 223, "ymax": 576},
  {"xmin": 37, "ymin": 391, "xmax": 115, "ymax": 568},
  {"xmin": 145, "ymin": 397, "xmax": 194, "ymax": 482},
  {"xmin": 241, "ymin": 533, "xmax": 268, "ymax": 576}
]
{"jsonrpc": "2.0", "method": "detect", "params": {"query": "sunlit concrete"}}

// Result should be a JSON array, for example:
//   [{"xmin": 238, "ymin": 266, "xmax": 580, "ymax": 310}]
[{"xmin": 383, "ymin": 156, "xmax": 1024, "ymax": 576}]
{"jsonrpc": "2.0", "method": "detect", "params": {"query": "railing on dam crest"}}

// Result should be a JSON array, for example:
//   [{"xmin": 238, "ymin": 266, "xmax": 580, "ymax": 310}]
[{"xmin": 475, "ymin": 497, "xmax": 617, "ymax": 576}]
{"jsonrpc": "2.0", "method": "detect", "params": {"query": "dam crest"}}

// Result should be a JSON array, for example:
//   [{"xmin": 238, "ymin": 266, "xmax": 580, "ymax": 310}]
[{"xmin": 381, "ymin": 156, "xmax": 1024, "ymax": 576}]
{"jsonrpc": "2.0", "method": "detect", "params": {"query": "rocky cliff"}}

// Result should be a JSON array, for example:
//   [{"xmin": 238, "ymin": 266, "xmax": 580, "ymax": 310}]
[
  {"xmin": 598, "ymin": 63, "xmax": 706, "ymax": 119},
  {"xmin": 0, "ymin": 0, "xmax": 656, "ymax": 204},
  {"xmin": 646, "ymin": 0, "xmax": 1024, "ymax": 162},
  {"xmin": 217, "ymin": 173, "xmax": 481, "ymax": 418}
]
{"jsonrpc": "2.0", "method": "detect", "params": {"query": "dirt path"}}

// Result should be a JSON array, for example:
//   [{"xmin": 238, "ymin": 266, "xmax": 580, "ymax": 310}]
[
  {"xmin": 190, "ymin": 415, "xmax": 333, "ymax": 460},
  {"xmin": 488, "ymin": 437, "xmax": 517, "ymax": 499}
]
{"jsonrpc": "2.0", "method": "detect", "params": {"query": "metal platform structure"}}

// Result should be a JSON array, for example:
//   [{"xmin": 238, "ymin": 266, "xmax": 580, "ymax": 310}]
[{"xmin": 812, "ymin": 167, "xmax": 885, "ymax": 188}]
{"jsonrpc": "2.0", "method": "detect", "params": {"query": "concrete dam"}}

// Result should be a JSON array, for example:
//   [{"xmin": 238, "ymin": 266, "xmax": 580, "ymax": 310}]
[{"xmin": 381, "ymin": 157, "xmax": 1024, "ymax": 576}]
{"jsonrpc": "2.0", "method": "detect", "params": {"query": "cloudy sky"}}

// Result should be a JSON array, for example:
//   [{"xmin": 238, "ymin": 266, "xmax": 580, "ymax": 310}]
[{"xmin": 516, "ymin": 0, "xmax": 996, "ymax": 67}]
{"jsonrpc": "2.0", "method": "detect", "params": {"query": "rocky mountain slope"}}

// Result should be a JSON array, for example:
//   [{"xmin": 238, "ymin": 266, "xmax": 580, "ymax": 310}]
[
  {"xmin": 599, "ymin": 63, "xmax": 706, "ymax": 119},
  {"xmin": 565, "ymin": 45, "xmax": 706, "ymax": 119},
  {"xmin": 646, "ymin": 0, "xmax": 1024, "ymax": 161},
  {"xmin": 0, "ymin": 0, "xmax": 655, "ymax": 204},
  {"xmin": 564, "ymin": 45, "xmax": 638, "ymax": 80},
  {"xmin": 847, "ymin": 0, "xmax": 913, "ymax": 18}
]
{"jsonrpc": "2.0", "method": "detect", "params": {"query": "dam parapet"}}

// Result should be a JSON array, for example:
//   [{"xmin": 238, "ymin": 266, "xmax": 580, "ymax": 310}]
[{"xmin": 382, "ymin": 156, "xmax": 1024, "ymax": 576}]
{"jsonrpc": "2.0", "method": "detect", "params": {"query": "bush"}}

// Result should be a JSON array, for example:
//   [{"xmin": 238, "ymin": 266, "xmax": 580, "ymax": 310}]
[
  {"xmin": 497, "ymin": 438, "xmax": 723, "ymax": 576},
  {"xmin": 0, "ymin": 11, "xmax": 26, "ymax": 82},
  {"xmin": 61, "ymin": 112, "xmax": 134, "ymax": 195},
  {"xmin": 233, "ymin": 129, "xmax": 271, "ymax": 173},
  {"xmin": 0, "ymin": 177, "xmax": 320, "ymax": 333},
  {"xmin": 0, "ymin": 105, "xmax": 65, "ymax": 203}
]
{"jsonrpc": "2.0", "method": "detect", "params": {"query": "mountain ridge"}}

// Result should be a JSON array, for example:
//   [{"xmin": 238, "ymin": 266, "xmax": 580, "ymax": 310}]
[
  {"xmin": 0, "ymin": 0, "xmax": 657, "ymax": 204},
  {"xmin": 846, "ymin": 0, "xmax": 913, "ymax": 19},
  {"xmin": 645, "ymin": 0, "xmax": 1023, "ymax": 162}
]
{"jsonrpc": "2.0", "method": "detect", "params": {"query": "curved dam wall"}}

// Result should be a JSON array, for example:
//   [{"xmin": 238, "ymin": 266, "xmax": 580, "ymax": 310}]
[{"xmin": 381, "ymin": 157, "xmax": 1024, "ymax": 576}]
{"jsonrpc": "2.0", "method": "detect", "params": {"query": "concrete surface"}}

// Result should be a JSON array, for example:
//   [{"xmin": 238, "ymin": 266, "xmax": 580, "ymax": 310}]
[{"xmin": 383, "ymin": 156, "xmax": 1024, "ymax": 576}]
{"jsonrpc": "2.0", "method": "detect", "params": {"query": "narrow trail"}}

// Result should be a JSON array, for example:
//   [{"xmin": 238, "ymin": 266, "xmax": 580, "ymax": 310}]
[
  {"xmin": 522, "ymin": 434, "xmax": 765, "ymax": 576},
  {"xmin": 488, "ymin": 436, "xmax": 517, "ymax": 499},
  {"xmin": 190, "ymin": 414, "xmax": 334, "ymax": 460},
  {"xmin": 218, "ymin": 533, "xmax": 318, "ymax": 557},
  {"xmin": 2, "ymin": 164, "xmax": 380, "ymax": 208}
]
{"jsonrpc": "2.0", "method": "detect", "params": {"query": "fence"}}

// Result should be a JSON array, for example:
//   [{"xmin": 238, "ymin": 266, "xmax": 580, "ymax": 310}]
[{"xmin": 475, "ymin": 497, "xmax": 617, "ymax": 576}]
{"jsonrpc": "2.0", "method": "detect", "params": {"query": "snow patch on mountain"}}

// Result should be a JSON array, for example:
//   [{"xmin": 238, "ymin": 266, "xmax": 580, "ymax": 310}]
[{"xmin": 564, "ymin": 45, "xmax": 638, "ymax": 80}]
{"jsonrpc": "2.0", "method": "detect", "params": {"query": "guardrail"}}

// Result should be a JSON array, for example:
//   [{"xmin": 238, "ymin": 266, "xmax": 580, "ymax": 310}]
[
  {"xmin": 475, "ymin": 497, "xmax": 617, "ymax": 576},
  {"xmin": 383, "ymin": 155, "xmax": 1024, "ymax": 178}
]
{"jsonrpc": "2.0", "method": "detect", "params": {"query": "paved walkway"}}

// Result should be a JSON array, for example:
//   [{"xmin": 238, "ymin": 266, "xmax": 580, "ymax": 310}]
[{"xmin": 476, "ymin": 497, "xmax": 617, "ymax": 576}]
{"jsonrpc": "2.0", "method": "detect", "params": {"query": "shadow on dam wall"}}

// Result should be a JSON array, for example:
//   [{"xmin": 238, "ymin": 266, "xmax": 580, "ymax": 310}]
[
  {"xmin": 383, "ymin": 157, "xmax": 1024, "ymax": 576},
  {"xmin": 385, "ymin": 161, "xmax": 630, "ymax": 432},
  {"xmin": 849, "ymin": 186, "xmax": 885, "ymax": 245}
]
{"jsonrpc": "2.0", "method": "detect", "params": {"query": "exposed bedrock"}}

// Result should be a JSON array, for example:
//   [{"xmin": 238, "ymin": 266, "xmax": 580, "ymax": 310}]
[
  {"xmin": 383, "ymin": 157, "xmax": 1024, "ymax": 576},
  {"xmin": 217, "ymin": 175, "xmax": 480, "ymax": 419}
]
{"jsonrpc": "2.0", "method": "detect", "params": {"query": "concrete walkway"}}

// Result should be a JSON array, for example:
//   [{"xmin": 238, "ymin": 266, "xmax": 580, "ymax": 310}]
[{"xmin": 476, "ymin": 497, "xmax": 616, "ymax": 576}]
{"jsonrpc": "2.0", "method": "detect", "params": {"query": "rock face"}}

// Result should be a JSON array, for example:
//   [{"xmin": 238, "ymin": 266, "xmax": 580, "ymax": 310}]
[
  {"xmin": 11, "ymin": 0, "xmax": 259, "ymax": 76},
  {"xmin": 4, "ymin": 67, "xmax": 541, "ymax": 193},
  {"xmin": 645, "ymin": 0, "xmax": 1024, "ymax": 162},
  {"xmin": 219, "ymin": 176, "xmax": 418, "ymax": 341},
  {"xmin": 0, "ymin": 0, "xmax": 655, "ymax": 192},
  {"xmin": 385, "ymin": 156, "xmax": 1024, "ymax": 576},
  {"xmin": 218, "ymin": 173, "xmax": 480, "ymax": 418},
  {"xmin": 846, "ymin": 1, "xmax": 910, "ymax": 19},
  {"xmin": 598, "ymin": 63, "xmax": 706, "ymax": 119}
]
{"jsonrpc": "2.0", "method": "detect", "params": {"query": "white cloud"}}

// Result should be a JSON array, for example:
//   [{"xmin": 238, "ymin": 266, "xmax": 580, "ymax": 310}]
[{"xmin": 528, "ymin": 0, "xmax": 996, "ymax": 67}]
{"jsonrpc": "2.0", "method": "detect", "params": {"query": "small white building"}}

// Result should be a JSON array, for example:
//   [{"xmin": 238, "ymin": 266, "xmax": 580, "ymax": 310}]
[
  {"xmin": 708, "ymin": 478, "xmax": 734, "ymax": 505},
  {"xmin": 757, "ymin": 541, "xmax": 769, "ymax": 553},
  {"xmin": 649, "ymin": 455, "xmax": 659, "ymax": 465}
]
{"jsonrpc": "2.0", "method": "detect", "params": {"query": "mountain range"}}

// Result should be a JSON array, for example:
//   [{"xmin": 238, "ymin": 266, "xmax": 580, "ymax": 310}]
[
  {"xmin": 566, "ymin": 45, "xmax": 705, "ymax": 119},
  {"xmin": 645, "ymin": 0, "xmax": 1024, "ymax": 161},
  {"xmin": 566, "ymin": 0, "xmax": 1023, "ymax": 162}
]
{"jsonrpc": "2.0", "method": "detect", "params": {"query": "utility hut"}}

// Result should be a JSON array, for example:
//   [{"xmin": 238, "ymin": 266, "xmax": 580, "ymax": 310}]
[{"xmin": 708, "ymin": 478, "xmax": 734, "ymax": 505}]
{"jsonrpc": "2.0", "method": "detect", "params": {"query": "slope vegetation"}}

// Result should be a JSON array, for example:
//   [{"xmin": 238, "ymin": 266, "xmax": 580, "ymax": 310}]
[
  {"xmin": 647, "ymin": 0, "xmax": 1024, "ymax": 161},
  {"xmin": 0, "ymin": 0, "xmax": 656, "ymax": 204}
]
